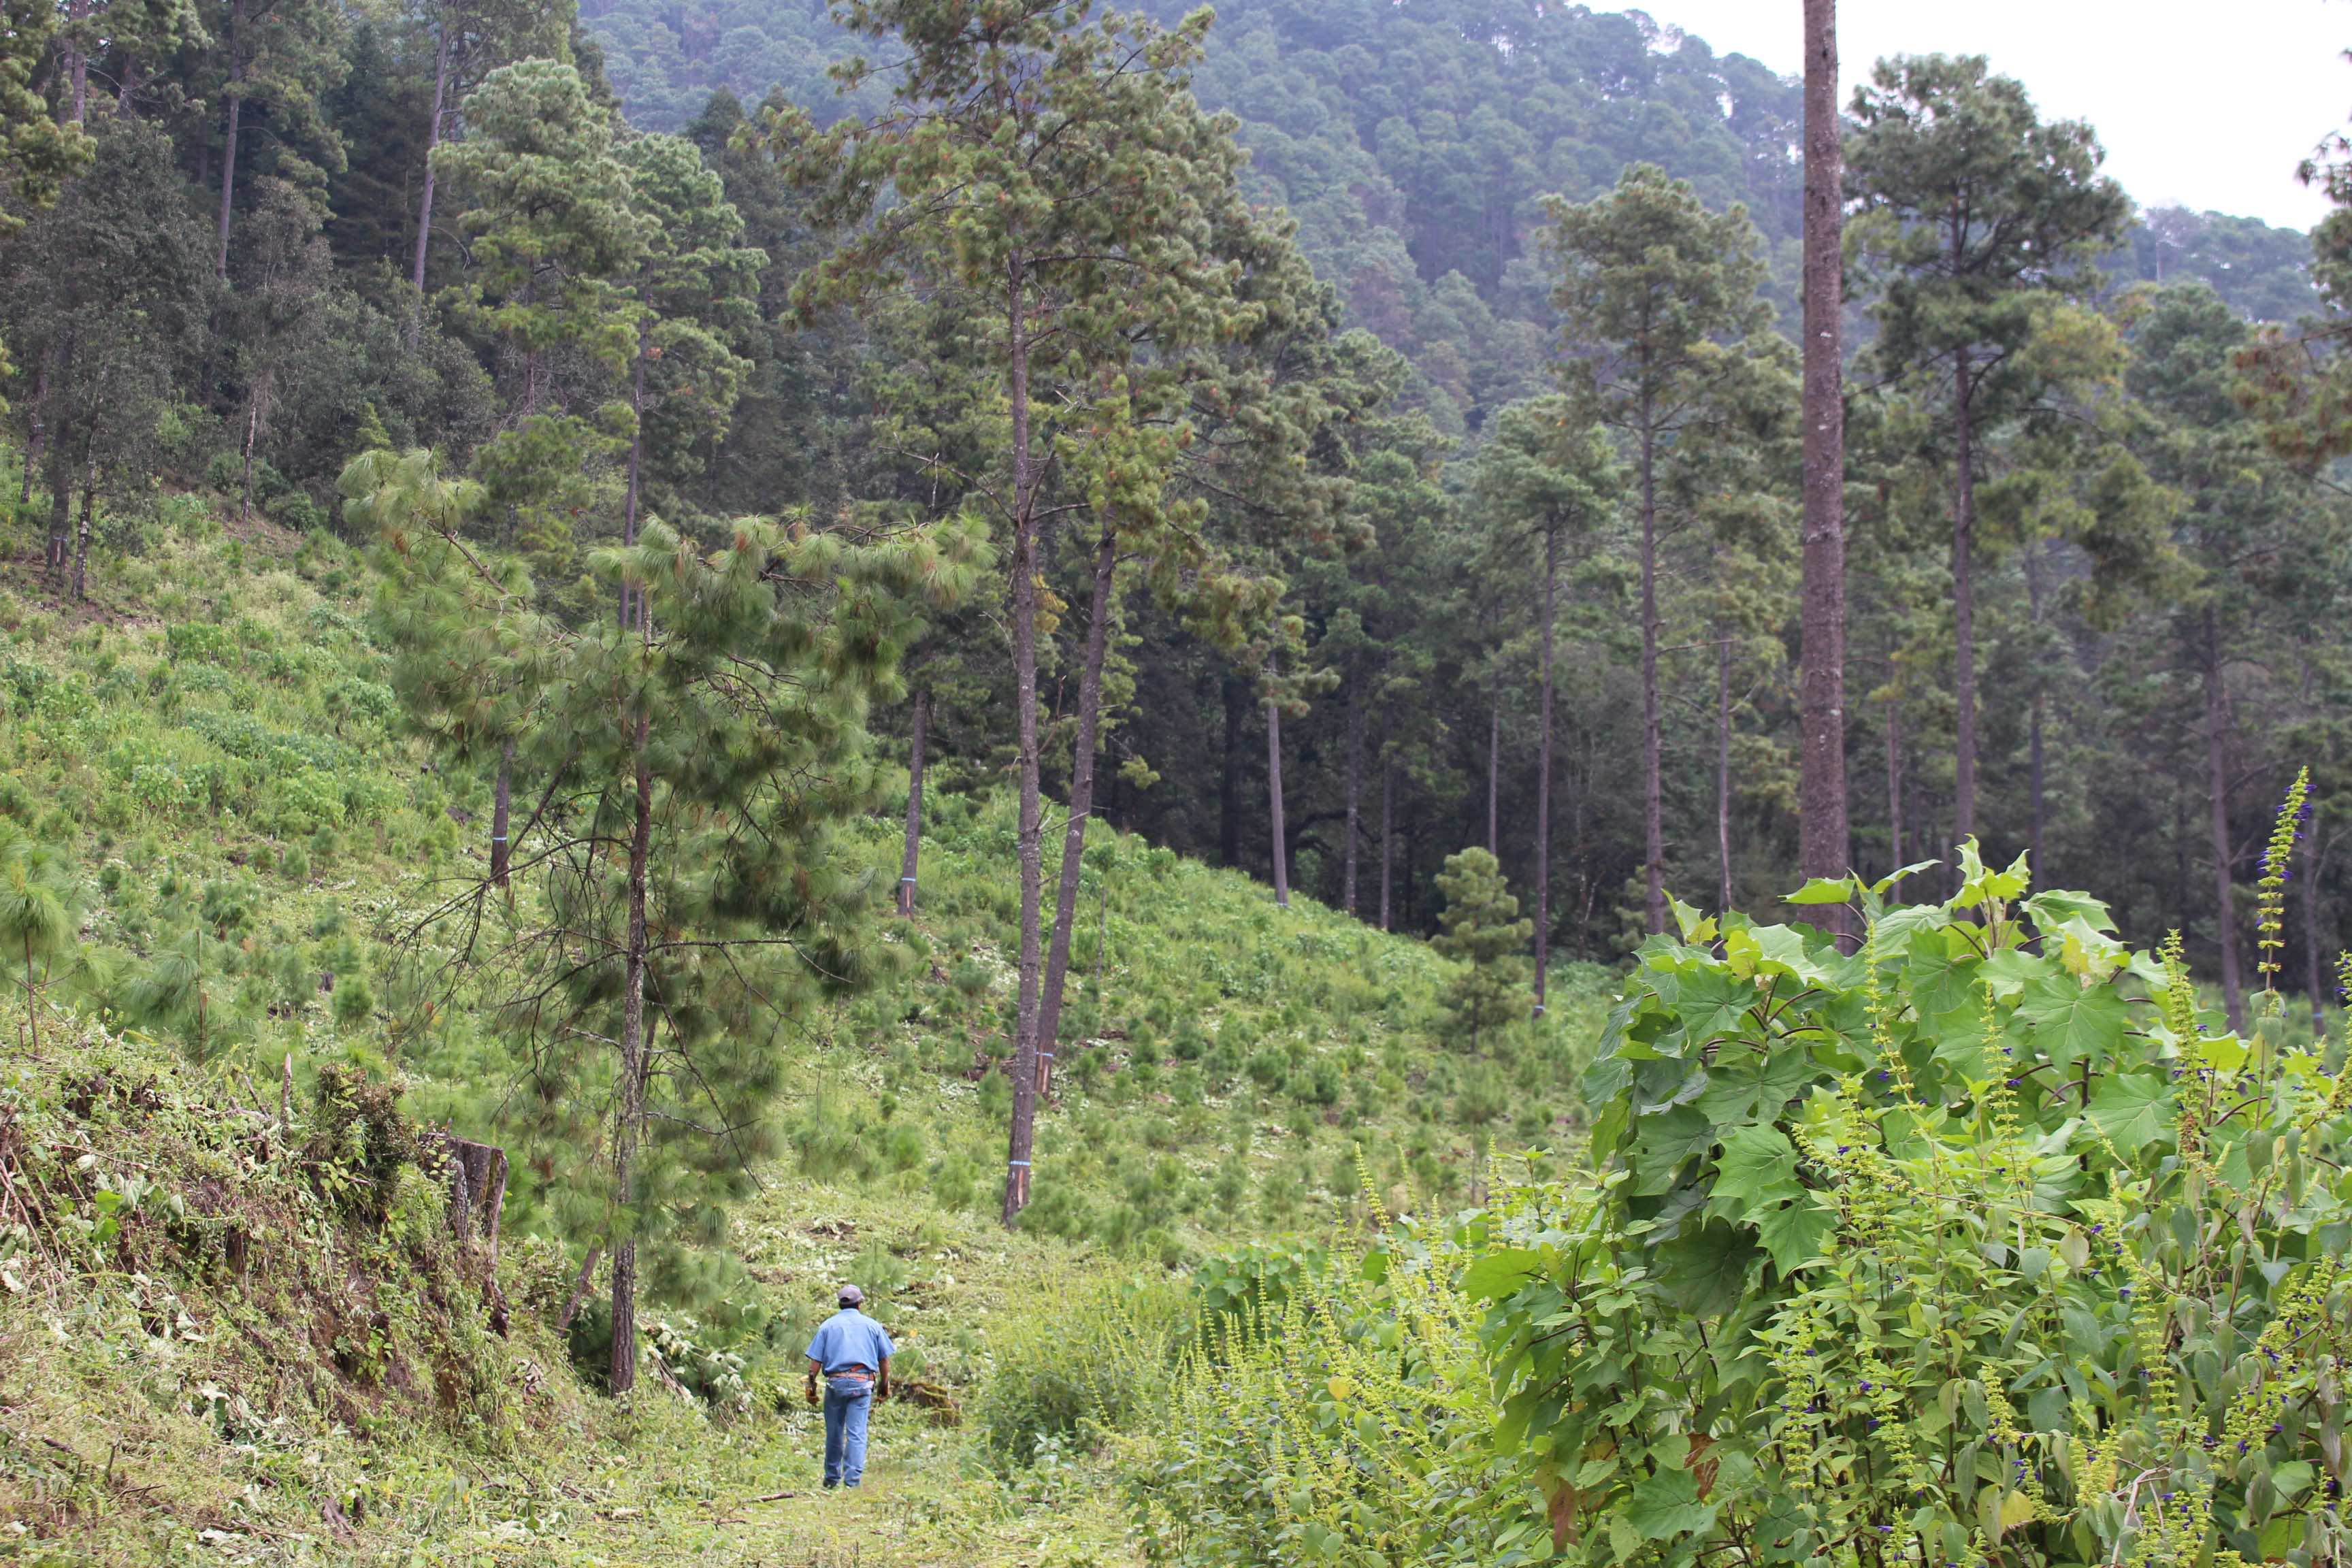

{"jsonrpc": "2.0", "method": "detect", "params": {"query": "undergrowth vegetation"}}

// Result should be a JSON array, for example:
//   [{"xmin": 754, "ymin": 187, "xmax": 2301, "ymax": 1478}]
[{"xmin": 0, "ymin": 496, "xmax": 1606, "ymax": 1562}]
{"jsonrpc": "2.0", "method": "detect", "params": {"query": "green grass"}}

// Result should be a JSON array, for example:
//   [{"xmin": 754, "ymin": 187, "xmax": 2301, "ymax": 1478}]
[{"xmin": 0, "ymin": 492, "xmax": 1615, "ymax": 1563}]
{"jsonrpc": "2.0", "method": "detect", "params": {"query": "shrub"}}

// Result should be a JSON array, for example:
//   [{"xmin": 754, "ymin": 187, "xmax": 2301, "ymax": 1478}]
[
  {"xmin": 1478, "ymin": 831, "xmax": 2352, "ymax": 1568},
  {"xmin": 976, "ymin": 1271, "xmax": 1184, "ymax": 1467}
]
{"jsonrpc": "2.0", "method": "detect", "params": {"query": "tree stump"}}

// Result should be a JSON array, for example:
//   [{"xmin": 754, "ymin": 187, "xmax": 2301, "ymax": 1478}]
[{"xmin": 437, "ymin": 1134, "xmax": 508, "ymax": 1263}]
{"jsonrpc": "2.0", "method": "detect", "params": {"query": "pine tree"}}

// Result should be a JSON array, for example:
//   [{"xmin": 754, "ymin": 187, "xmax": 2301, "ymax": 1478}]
[
  {"xmin": 1470, "ymin": 394, "xmax": 1618, "ymax": 1013},
  {"xmin": 1847, "ymin": 54, "xmax": 2131, "ymax": 854},
  {"xmin": 772, "ymin": 0, "xmax": 1318, "ymax": 1223},
  {"xmin": 1431, "ymin": 847, "xmax": 1530, "ymax": 1053},
  {"xmin": 401, "ymin": 0, "xmax": 570, "ymax": 344},
  {"xmin": 1797, "ymin": 0, "xmax": 1850, "ymax": 906},
  {"xmin": 1546, "ymin": 163, "xmax": 1776, "ymax": 936},
  {"xmin": 368, "ymin": 492, "xmax": 975, "ymax": 1394}
]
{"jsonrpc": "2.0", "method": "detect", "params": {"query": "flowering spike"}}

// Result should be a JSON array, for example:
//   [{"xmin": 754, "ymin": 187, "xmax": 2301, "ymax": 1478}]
[{"xmin": 2257, "ymin": 767, "xmax": 2311, "ymax": 990}]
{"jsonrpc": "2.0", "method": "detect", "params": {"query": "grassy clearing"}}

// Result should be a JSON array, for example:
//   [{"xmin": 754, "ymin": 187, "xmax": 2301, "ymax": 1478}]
[{"xmin": 0, "ymin": 497, "xmax": 1613, "ymax": 1563}]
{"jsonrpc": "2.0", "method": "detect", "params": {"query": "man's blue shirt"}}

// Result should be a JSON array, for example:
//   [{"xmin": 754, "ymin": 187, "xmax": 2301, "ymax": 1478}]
[{"xmin": 806, "ymin": 1308, "xmax": 894, "ymax": 1375}]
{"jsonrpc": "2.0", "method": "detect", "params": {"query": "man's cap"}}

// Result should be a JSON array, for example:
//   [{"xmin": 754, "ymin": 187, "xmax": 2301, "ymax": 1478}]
[{"xmin": 838, "ymin": 1284, "xmax": 864, "ymax": 1306}]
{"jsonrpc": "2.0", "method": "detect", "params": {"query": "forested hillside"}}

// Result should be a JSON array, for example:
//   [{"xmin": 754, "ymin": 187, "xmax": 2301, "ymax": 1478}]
[{"xmin": 12, "ymin": 0, "xmax": 2352, "ymax": 1561}]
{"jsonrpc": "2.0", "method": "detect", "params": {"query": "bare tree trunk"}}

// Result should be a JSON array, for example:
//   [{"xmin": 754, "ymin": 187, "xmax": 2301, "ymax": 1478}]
[
  {"xmin": 214, "ymin": 0, "xmax": 246, "ymax": 280},
  {"xmin": 71, "ymin": 453, "xmax": 94, "ymax": 601},
  {"xmin": 609, "ymin": 714, "xmax": 652, "ymax": 1396},
  {"xmin": 1264, "ymin": 664, "xmax": 1290, "ymax": 909},
  {"xmin": 1343, "ymin": 695, "xmax": 1363, "ymax": 917},
  {"xmin": 64, "ymin": 0, "xmax": 90, "ymax": 123},
  {"xmin": 620, "ymin": 321, "xmax": 646, "ymax": 628},
  {"xmin": 1486, "ymin": 687, "xmax": 1500, "ymax": 859},
  {"xmin": 1798, "ymin": 0, "xmax": 1850, "ymax": 914},
  {"xmin": 43, "ymin": 419, "xmax": 73, "ymax": 585},
  {"xmin": 490, "ymin": 739, "xmax": 513, "ymax": 887},
  {"xmin": 898, "ymin": 689, "xmax": 926, "ymax": 917},
  {"xmin": 1639, "ymin": 407, "xmax": 1665, "ymax": 933},
  {"xmin": 1379, "ymin": 758, "xmax": 1394, "ymax": 933},
  {"xmin": 1037, "ymin": 524, "xmax": 1117, "ymax": 1091},
  {"xmin": 408, "ymin": 20, "xmax": 452, "ymax": 350},
  {"xmin": 1002, "ymin": 261, "xmax": 1044, "ymax": 1227},
  {"xmin": 1884, "ymin": 694, "xmax": 1904, "ymax": 877},
  {"xmin": 1716, "ymin": 623, "xmax": 1732, "ymax": 913},
  {"xmin": 1534, "ymin": 524, "xmax": 1556, "ymax": 1015},
  {"xmin": 239, "ymin": 378, "xmax": 264, "ymax": 523},
  {"xmin": 1951, "ymin": 346, "xmax": 1978, "ymax": 851},
  {"xmin": 2203, "ymin": 606, "xmax": 2243, "ymax": 1031}
]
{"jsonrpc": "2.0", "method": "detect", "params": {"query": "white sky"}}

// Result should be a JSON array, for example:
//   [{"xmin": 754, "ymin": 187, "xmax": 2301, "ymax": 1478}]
[{"xmin": 1630, "ymin": 0, "xmax": 2352, "ymax": 231}]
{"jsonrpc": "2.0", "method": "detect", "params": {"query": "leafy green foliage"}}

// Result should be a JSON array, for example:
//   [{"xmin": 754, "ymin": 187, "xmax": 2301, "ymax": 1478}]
[{"xmin": 1480, "ymin": 849, "xmax": 2352, "ymax": 1568}]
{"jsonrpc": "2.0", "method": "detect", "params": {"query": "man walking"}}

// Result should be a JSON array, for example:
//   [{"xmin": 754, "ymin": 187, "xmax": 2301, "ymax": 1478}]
[{"xmin": 804, "ymin": 1284, "xmax": 894, "ymax": 1489}]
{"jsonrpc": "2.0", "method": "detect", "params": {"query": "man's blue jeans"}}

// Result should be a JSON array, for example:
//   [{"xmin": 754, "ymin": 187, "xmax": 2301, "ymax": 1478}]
[{"xmin": 822, "ymin": 1377, "xmax": 874, "ymax": 1487}]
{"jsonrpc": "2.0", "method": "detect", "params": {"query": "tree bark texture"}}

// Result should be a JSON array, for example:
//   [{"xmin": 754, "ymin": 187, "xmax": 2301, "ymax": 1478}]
[
  {"xmin": 2202, "ymin": 607, "xmax": 2243, "ymax": 1031},
  {"xmin": 621, "ymin": 320, "xmax": 647, "ymax": 629},
  {"xmin": 898, "ymin": 689, "xmax": 926, "ymax": 917},
  {"xmin": 1036, "ymin": 524, "xmax": 1117, "ymax": 1091},
  {"xmin": 1798, "ymin": 0, "xmax": 1851, "ymax": 903}
]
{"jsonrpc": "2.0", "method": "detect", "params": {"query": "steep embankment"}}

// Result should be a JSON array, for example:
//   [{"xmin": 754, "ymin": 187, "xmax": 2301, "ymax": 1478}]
[{"xmin": 0, "ymin": 498, "xmax": 1605, "ymax": 1563}]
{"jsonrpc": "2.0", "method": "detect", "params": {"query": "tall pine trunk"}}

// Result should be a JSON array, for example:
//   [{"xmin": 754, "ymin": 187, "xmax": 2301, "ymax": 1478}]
[
  {"xmin": 1379, "ymin": 757, "xmax": 1394, "ymax": 933},
  {"xmin": 1797, "ymin": 0, "xmax": 1850, "ymax": 904},
  {"xmin": 71, "ymin": 452, "xmax": 95, "ymax": 601},
  {"xmin": 1950, "ymin": 345, "xmax": 1979, "ymax": 850},
  {"xmin": 1264, "ymin": 664, "xmax": 1290, "ymax": 909},
  {"xmin": 408, "ymin": 21, "xmax": 452, "ymax": 350},
  {"xmin": 1036, "ymin": 524, "xmax": 1117, "ymax": 1091},
  {"xmin": 1002, "ymin": 261, "xmax": 1045, "ymax": 1226},
  {"xmin": 898, "ymin": 689, "xmax": 926, "ymax": 917},
  {"xmin": 1343, "ymin": 694, "xmax": 1363, "ymax": 917},
  {"xmin": 1884, "ymin": 694, "xmax": 1904, "ymax": 876},
  {"xmin": 1716, "ymin": 623, "xmax": 1733, "ymax": 912},
  {"xmin": 1534, "ymin": 524, "xmax": 1557, "ymax": 1015},
  {"xmin": 620, "ymin": 321, "xmax": 647, "ymax": 627},
  {"xmin": 2203, "ymin": 606, "xmax": 2243, "ymax": 1030},
  {"xmin": 214, "ymin": 0, "xmax": 245, "ymax": 280},
  {"xmin": 43, "ymin": 416, "xmax": 74, "ymax": 585},
  {"xmin": 609, "ymin": 714, "xmax": 653, "ymax": 1396},
  {"xmin": 64, "ymin": 0, "xmax": 89, "ymax": 122},
  {"xmin": 1639, "ymin": 401, "xmax": 1665, "ymax": 934}
]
